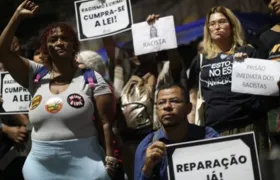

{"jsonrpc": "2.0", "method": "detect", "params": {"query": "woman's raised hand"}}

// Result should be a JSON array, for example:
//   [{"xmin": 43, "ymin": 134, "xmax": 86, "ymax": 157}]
[{"xmin": 15, "ymin": 0, "xmax": 39, "ymax": 19}]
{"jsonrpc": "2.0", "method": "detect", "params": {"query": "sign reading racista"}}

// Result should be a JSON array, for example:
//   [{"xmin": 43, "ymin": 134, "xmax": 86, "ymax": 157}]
[{"xmin": 131, "ymin": 16, "xmax": 178, "ymax": 56}]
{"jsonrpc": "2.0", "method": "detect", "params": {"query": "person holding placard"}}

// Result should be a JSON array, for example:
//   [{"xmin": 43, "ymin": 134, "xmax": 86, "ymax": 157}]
[
  {"xmin": 101, "ymin": 14, "xmax": 184, "ymax": 180},
  {"xmin": 188, "ymin": 6, "xmax": 269, "ymax": 157},
  {"xmin": 260, "ymin": 0, "xmax": 280, "ymax": 149},
  {"xmin": 0, "ymin": 1, "xmax": 117, "ymax": 179},
  {"xmin": 134, "ymin": 83, "xmax": 219, "ymax": 180}
]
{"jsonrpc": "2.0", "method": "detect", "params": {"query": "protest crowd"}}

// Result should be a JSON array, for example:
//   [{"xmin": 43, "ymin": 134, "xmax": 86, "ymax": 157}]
[{"xmin": 0, "ymin": 0, "xmax": 280, "ymax": 180}]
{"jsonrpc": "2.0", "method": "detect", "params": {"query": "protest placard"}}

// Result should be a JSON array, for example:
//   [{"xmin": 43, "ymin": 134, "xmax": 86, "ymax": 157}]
[
  {"xmin": 131, "ymin": 16, "xmax": 178, "ymax": 56},
  {"xmin": 167, "ymin": 132, "xmax": 261, "ymax": 180},
  {"xmin": 0, "ymin": 72, "xmax": 30, "ymax": 114},
  {"xmin": 74, "ymin": 0, "xmax": 133, "ymax": 41},
  {"xmin": 231, "ymin": 58, "xmax": 280, "ymax": 96}
]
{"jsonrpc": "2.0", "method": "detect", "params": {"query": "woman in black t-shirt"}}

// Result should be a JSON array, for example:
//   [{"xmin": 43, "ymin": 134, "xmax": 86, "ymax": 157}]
[{"xmin": 188, "ymin": 6, "xmax": 269, "ymax": 156}]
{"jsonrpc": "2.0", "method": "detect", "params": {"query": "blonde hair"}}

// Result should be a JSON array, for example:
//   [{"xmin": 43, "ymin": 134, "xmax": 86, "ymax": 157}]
[{"xmin": 203, "ymin": 6, "xmax": 246, "ymax": 59}]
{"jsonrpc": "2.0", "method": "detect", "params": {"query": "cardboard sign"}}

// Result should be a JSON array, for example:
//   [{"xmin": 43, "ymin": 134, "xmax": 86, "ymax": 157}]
[
  {"xmin": 74, "ymin": 0, "xmax": 133, "ymax": 41},
  {"xmin": 0, "ymin": 72, "xmax": 30, "ymax": 114},
  {"xmin": 231, "ymin": 58, "xmax": 280, "ymax": 96},
  {"xmin": 167, "ymin": 132, "xmax": 261, "ymax": 180},
  {"xmin": 132, "ymin": 16, "xmax": 178, "ymax": 56}
]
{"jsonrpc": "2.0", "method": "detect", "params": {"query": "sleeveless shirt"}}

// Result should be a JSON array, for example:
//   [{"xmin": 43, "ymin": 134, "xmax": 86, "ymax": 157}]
[{"xmin": 28, "ymin": 61, "xmax": 111, "ymax": 141}]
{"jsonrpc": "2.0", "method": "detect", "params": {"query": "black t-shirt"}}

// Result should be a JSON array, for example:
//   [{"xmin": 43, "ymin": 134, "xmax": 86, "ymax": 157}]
[
  {"xmin": 260, "ymin": 29, "xmax": 280, "ymax": 60},
  {"xmin": 188, "ymin": 46, "xmax": 267, "ymax": 132}
]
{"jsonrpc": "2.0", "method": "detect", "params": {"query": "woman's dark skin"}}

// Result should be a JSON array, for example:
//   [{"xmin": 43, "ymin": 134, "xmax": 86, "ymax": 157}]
[{"xmin": 0, "ymin": 0, "xmax": 115, "ymax": 177}]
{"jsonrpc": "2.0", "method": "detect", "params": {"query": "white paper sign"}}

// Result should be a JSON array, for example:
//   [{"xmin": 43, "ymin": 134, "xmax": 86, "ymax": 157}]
[
  {"xmin": 132, "ymin": 16, "xmax": 178, "ymax": 56},
  {"xmin": 231, "ymin": 58, "xmax": 280, "ymax": 96},
  {"xmin": 167, "ymin": 132, "xmax": 261, "ymax": 180},
  {"xmin": 0, "ymin": 72, "xmax": 30, "ymax": 114},
  {"xmin": 74, "ymin": 0, "xmax": 133, "ymax": 41}
]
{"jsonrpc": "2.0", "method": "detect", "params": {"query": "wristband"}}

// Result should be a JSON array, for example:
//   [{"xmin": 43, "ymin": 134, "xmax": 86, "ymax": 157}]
[{"xmin": 105, "ymin": 156, "xmax": 119, "ymax": 168}]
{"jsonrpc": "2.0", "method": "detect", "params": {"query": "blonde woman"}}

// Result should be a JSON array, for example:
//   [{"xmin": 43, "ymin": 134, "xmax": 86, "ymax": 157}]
[{"xmin": 188, "ymin": 6, "xmax": 269, "ymax": 156}]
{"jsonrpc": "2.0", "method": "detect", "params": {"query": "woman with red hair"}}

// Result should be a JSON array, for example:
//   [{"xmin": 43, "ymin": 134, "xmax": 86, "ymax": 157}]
[{"xmin": 0, "ymin": 1, "xmax": 116, "ymax": 179}]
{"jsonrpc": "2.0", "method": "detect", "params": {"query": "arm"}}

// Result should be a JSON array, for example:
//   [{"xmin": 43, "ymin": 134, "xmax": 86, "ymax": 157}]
[
  {"xmin": 102, "ymin": 36, "xmax": 125, "ymax": 96},
  {"xmin": 188, "ymin": 88, "xmax": 197, "ymax": 124},
  {"xmin": 11, "ymin": 114, "xmax": 29, "ymax": 126},
  {"xmin": 2, "ymin": 124, "xmax": 27, "ymax": 144},
  {"xmin": 95, "ymin": 94, "xmax": 114, "ymax": 157},
  {"xmin": 134, "ymin": 134, "xmax": 156, "ymax": 180},
  {"xmin": 0, "ymin": 1, "xmax": 39, "ymax": 88},
  {"xmin": 168, "ymin": 48, "xmax": 184, "ymax": 83},
  {"xmin": 187, "ymin": 55, "xmax": 200, "ymax": 124},
  {"xmin": 146, "ymin": 14, "xmax": 184, "ymax": 83},
  {"xmin": 102, "ymin": 36, "xmax": 117, "ymax": 81}
]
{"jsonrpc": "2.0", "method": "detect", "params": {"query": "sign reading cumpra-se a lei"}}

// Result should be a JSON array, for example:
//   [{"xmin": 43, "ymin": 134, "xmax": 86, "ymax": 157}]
[
  {"xmin": 74, "ymin": 0, "xmax": 133, "ymax": 41},
  {"xmin": 132, "ymin": 16, "xmax": 178, "ymax": 56},
  {"xmin": 167, "ymin": 132, "xmax": 261, "ymax": 180},
  {"xmin": 0, "ymin": 72, "xmax": 31, "ymax": 114},
  {"xmin": 231, "ymin": 58, "xmax": 280, "ymax": 96}
]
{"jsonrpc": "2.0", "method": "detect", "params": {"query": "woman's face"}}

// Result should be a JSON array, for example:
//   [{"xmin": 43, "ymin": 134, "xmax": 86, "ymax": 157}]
[
  {"xmin": 46, "ymin": 27, "xmax": 74, "ymax": 60},
  {"xmin": 208, "ymin": 12, "xmax": 232, "ymax": 42}
]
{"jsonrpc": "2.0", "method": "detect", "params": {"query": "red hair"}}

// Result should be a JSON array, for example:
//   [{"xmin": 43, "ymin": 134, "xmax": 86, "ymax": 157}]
[{"xmin": 40, "ymin": 22, "xmax": 80, "ymax": 56}]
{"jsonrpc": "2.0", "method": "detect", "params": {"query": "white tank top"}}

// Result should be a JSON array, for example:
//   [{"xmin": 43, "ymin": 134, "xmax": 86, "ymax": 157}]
[{"xmin": 28, "ymin": 61, "xmax": 111, "ymax": 141}]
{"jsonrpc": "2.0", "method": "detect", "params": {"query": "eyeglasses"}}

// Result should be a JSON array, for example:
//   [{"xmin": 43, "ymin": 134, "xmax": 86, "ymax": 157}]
[
  {"xmin": 209, "ymin": 19, "xmax": 229, "ymax": 29},
  {"xmin": 156, "ymin": 98, "xmax": 185, "ymax": 110}
]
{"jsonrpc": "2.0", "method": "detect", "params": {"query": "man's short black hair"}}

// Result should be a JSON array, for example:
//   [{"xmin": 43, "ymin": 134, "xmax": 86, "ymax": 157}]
[{"xmin": 157, "ymin": 82, "xmax": 190, "ymax": 103}]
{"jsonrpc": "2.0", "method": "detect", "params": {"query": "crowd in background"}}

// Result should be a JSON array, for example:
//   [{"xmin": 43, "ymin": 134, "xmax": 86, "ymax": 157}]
[{"xmin": 0, "ymin": 0, "xmax": 280, "ymax": 180}]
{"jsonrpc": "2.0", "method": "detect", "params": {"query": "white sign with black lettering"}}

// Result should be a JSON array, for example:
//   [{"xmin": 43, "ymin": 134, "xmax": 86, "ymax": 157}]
[
  {"xmin": 0, "ymin": 72, "xmax": 30, "ymax": 114},
  {"xmin": 132, "ymin": 16, "xmax": 178, "ymax": 56},
  {"xmin": 231, "ymin": 58, "xmax": 280, "ymax": 96},
  {"xmin": 74, "ymin": 0, "xmax": 133, "ymax": 41},
  {"xmin": 167, "ymin": 132, "xmax": 261, "ymax": 180}
]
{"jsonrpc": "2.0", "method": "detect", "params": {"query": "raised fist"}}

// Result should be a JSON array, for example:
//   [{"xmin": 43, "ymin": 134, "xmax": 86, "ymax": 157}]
[{"xmin": 15, "ymin": 0, "xmax": 39, "ymax": 19}]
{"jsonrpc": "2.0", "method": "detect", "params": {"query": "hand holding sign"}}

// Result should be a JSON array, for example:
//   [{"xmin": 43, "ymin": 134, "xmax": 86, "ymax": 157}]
[
  {"xmin": 15, "ymin": 0, "xmax": 39, "ymax": 19},
  {"xmin": 143, "ymin": 141, "xmax": 166, "ymax": 177},
  {"xmin": 146, "ymin": 14, "xmax": 160, "ymax": 25},
  {"xmin": 231, "ymin": 58, "xmax": 280, "ymax": 96},
  {"xmin": 132, "ymin": 15, "xmax": 177, "ymax": 56},
  {"xmin": 234, "ymin": 52, "xmax": 248, "ymax": 61},
  {"xmin": 3, "ymin": 126, "xmax": 28, "ymax": 144}
]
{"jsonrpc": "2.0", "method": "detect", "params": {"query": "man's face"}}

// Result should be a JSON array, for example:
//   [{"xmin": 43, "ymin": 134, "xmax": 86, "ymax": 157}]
[
  {"xmin": 156, "ymin": 86, "xmax": 191, "ymax": 128},
  {"xmin": 268, "ymin": 0, "xmax": 280, "ymax": 16}
]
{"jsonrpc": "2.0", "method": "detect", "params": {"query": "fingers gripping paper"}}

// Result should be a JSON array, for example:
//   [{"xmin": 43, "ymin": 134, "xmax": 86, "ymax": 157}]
[{"xmin": 132, "ymin": 16, "xmax": 178, "ymax": 56}]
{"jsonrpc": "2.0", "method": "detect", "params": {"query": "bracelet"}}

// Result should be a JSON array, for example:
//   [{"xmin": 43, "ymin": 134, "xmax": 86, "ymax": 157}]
[{"xmin": 105, "ymin": 156, "xmax": 119, "ymax": 168}]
